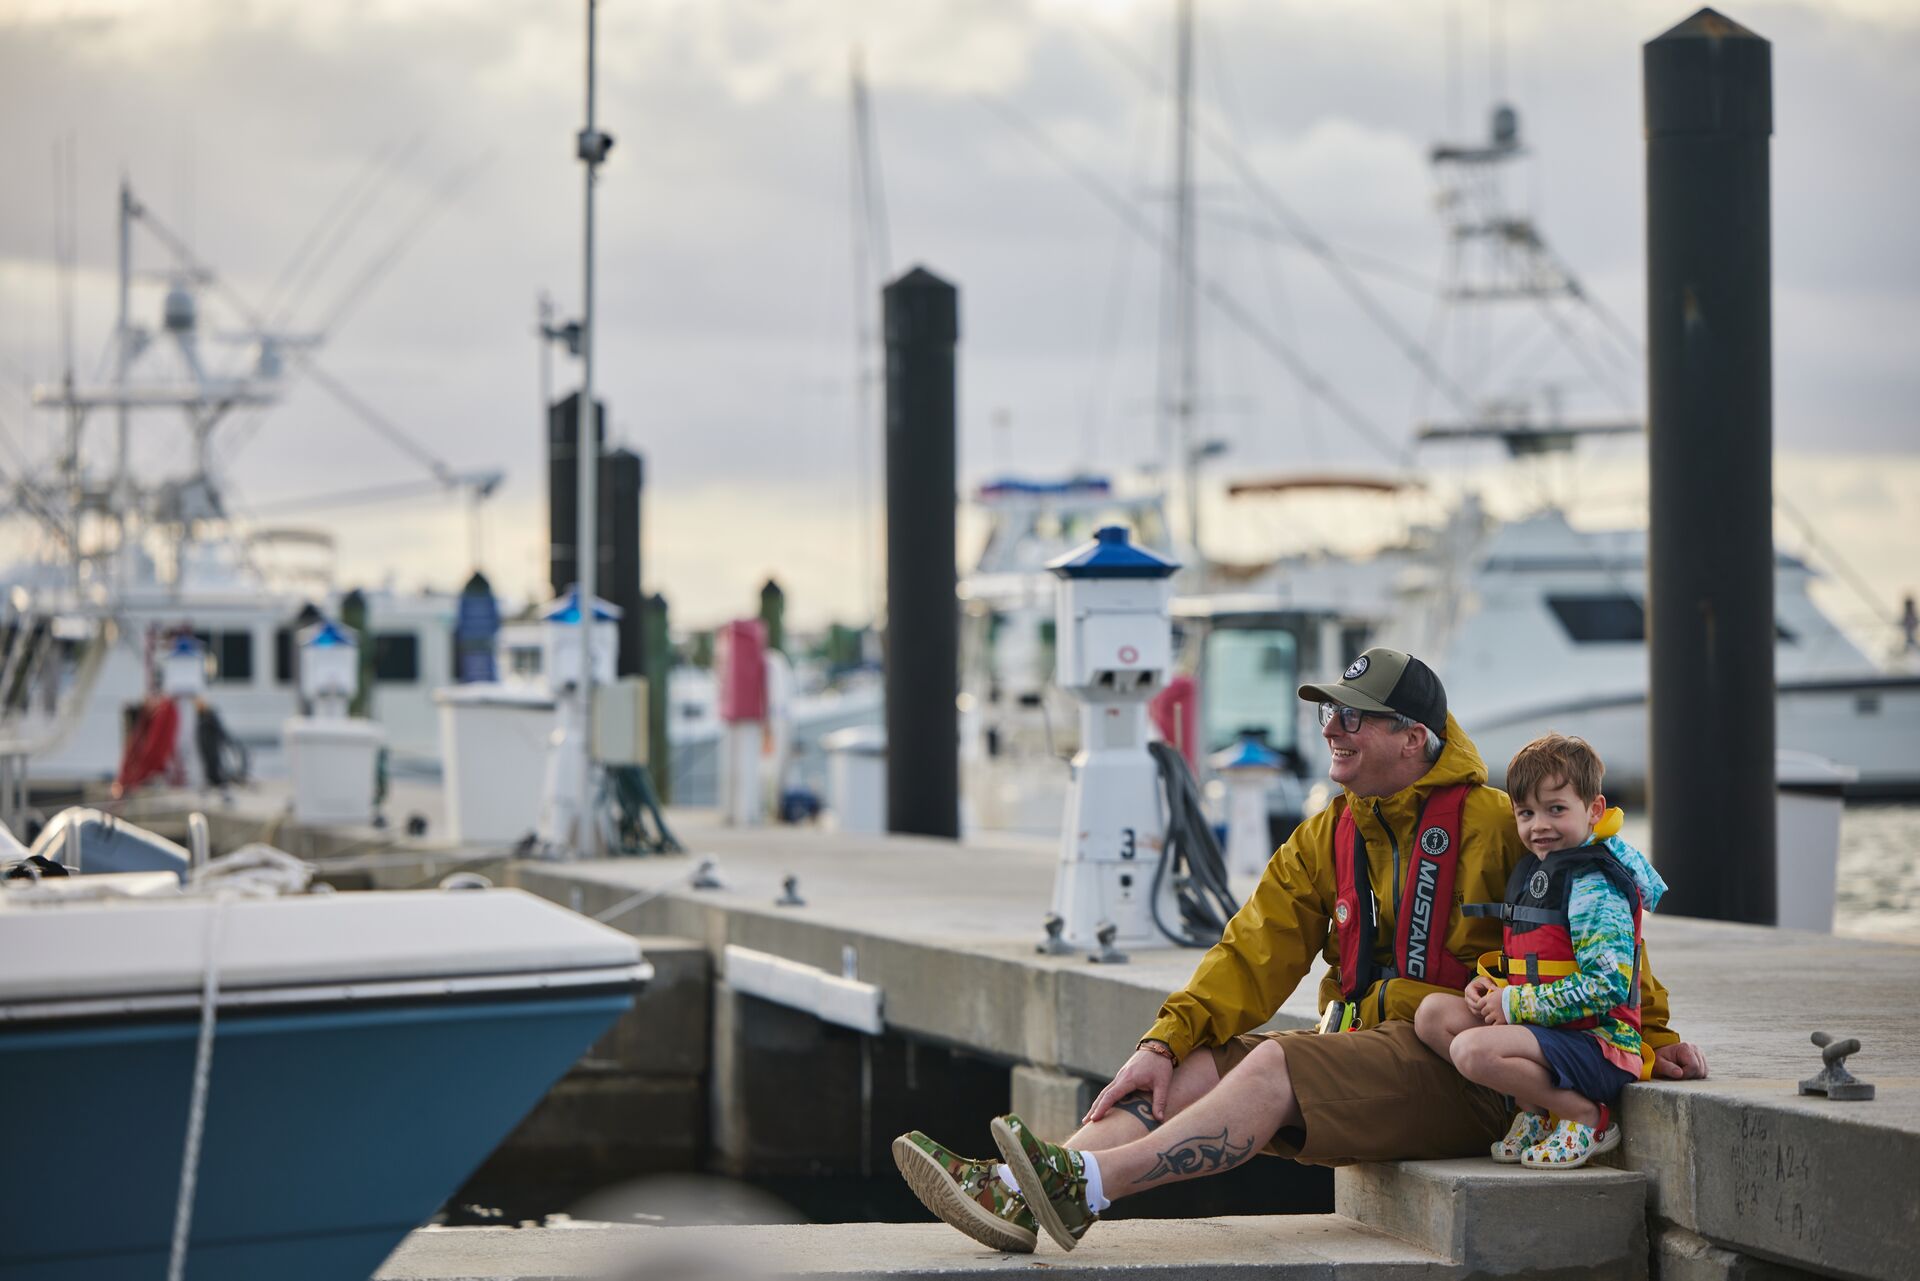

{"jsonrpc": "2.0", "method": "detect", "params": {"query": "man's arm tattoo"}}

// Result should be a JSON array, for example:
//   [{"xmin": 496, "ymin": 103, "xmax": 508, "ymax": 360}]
[
  {"xmin": 1139, "ymin": 1129, "xmax": 1256, "ymax": 1184},
  {"xmin": 1112, "ymin": 1093, "xmax": 1161, "ymax": 1132}
]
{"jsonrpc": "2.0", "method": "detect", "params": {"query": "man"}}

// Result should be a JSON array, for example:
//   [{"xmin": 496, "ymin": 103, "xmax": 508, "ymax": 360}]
[{"xmin": 895, "ymin": 647, "xmax": 1708, "ymax": 1253}]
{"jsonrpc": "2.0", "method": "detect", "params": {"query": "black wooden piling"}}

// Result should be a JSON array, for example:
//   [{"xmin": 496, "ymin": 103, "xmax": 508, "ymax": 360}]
[
  {"xmin": 1644, "ymin": 8, "xmax": 1776, "ymax": 923},
  {"xmin": 883, "ymin": 267, "xmax": 960, "ymax": 839}
]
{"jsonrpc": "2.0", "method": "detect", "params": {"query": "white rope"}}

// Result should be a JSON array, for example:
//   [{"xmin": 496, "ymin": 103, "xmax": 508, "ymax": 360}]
[
  {"xmin": 189, "ymin": 844, "xmax": 314, "ymax": 897},
  {"xmin": 167, "ymin": 894, "xmax": 230, "ymax": 1281},
  {"xmin": 592, "ymin": 860, "xmax": 720, "ymax": 924}
]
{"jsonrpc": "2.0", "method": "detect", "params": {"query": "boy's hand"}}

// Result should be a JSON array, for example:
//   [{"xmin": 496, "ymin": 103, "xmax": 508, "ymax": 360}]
[{"xmin": 1466, "ymin": 981, "xmax": 1510, "ymax": 1025}]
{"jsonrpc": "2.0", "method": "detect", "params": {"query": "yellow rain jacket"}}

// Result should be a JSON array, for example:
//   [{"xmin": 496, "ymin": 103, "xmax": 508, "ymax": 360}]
[{"xmin": 1141, "ymin": 714, "xmax": 1678, "ymax": 1061}]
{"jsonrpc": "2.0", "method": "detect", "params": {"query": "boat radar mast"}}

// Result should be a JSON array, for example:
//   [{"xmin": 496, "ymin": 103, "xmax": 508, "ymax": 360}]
[{"xmin": 1419, "ymin": 101, "xmax": 1644, "ymax": 457}]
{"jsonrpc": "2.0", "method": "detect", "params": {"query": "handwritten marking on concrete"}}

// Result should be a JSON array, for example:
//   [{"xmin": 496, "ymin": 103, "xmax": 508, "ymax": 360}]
[{"xmin": 1729, "ymin": 1111, "xmax": 1819, "ymax": 1252}]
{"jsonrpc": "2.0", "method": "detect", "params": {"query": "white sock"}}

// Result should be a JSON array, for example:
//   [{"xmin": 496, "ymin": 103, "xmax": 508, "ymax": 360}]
[
  {"xmin": 1082, "ymin": 1150, "xmax": 1109, "ymax": 1214},
  {"xmin": 999, "ymin": 1154, "xmax": 1110, "ymax": 1215}
]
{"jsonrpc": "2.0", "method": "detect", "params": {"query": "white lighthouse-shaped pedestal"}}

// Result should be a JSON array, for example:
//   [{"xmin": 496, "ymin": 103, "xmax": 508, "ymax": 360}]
[
  {"xmin": 535, "ymin": 586, "xmax": 622, "ymax": 856},
  {"xmin": 158, "ymin": 633, "xmax": 208, "ymax": 789},
  {"xmin": 285, "ymin": 619, "xmax": 386, "ymax": 825},
  {"xmin": 1045, "ymin": 526, "xmax": 1180, "ymax": 951},
  {"xmin": 1211, "ymin": 732, "xmax": 1283, "ymax": 886}
]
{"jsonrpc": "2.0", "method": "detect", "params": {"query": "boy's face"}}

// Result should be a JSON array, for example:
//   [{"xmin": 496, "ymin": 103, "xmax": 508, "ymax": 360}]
[{"xmin": 1511, "ymin": 777, "xmax": 1605, "ymax": 858}]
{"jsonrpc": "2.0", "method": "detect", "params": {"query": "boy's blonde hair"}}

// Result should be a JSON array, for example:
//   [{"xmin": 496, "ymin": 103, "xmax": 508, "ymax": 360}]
[{"xmin": 1506, "ymin": 732, "xmax": 1605, "ymax": 804}]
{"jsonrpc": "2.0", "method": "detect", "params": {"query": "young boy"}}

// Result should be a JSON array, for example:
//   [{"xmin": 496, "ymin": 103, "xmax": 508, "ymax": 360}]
[{"xmin": 1414, "ymin": 732, "xmax": 1667, "ymax": 1169}]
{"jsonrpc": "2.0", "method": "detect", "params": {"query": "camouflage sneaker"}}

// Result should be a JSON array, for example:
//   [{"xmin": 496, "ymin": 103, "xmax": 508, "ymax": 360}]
[
  {"xmin": 891, "ymin": 1130, "xmax": 1037, "ymax": 1253},
  {"xmin": 989, "ymin": 1113, "xmax": 1097, "ymax": 1252}
]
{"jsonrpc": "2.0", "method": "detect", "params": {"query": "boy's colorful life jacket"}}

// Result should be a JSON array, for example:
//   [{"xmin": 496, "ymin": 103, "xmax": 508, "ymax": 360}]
[
  {"xmin": 1464, "ymin": 821, "xmax": 1649, "ymax": 1072},
  {"xmin": 1331, "ymin": 783, "xmax": 1474, "ymax": 1003}
]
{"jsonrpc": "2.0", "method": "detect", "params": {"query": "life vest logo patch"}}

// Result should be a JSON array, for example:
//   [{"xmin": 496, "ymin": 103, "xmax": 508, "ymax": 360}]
[
  {"xmin": 1419, "ymin": 826, "xmax": 1449, "ymax": 857},
  {"xmin": 1334, "ymin": 900, "xmax": 1351, "ymax": 925},
  {"xmin": 1528, "ymin": 869, "xmax": 1551, "ymax": 899},
  {"xmin": 1344, "ymin": 655, "xmax": 1370, "ymax": 680}
]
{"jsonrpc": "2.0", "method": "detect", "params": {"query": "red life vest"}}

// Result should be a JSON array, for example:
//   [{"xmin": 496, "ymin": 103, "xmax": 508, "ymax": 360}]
[
  {"xmin": 1331, "ymin": 783, "xmax": 1474, "ymax": 1003},
  {"xmin": 1467, "ymin": 848, "xmax": 1645, "ymax": 1038}
]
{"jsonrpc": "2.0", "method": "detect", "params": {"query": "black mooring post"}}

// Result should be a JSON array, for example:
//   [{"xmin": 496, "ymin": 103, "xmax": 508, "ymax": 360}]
[
  {"xmin": 1644, "ymin": 9, "xmax": 1776, "ymax": 924},
  {"xmin": 883, "ymin": 266, "xmax": 960, "ymax": 839}
]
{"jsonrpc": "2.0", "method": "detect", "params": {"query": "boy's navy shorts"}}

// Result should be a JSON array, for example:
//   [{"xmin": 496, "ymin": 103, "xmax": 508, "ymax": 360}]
[{"xmin": 1527, "ymin": 1026, "xmax": 1639, "ymax": 1105}]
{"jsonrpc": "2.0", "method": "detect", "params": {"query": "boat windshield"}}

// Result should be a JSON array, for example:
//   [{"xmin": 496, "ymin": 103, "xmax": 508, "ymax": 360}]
[{"xmin": 1202, "ymin": 628, "xmax": 1299, "ymax": 754}]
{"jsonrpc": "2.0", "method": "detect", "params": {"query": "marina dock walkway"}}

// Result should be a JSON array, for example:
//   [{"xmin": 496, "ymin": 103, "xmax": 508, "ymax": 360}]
[{"xmin": 121, "ymin": 792, "xmax": 1918, "ymax": 1278}]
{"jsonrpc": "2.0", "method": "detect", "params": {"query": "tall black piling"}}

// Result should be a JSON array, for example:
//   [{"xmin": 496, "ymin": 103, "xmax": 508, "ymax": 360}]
[
  {"xmin": 549, "ymin": 392, "xmax": 646, "ymax": 678},
  {"xmin": 548, "ymin": 390, "xmax": 603, "ymax": 598},
  {"xmin": 1644, "ymin": 9, "xmax": 1776, "ymax": 923},
  {"xmin": 883, "ymin": 267, "xmax": 960, "ymax": 839}
]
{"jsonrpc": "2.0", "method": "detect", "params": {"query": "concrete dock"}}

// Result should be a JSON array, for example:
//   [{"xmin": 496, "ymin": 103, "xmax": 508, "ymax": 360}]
[{"xmin": 116, "ymin": 792, "xmax": 1918, "ymax": 1279}]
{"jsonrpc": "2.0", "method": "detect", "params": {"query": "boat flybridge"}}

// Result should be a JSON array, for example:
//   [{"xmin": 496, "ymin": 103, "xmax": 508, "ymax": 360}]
[{"xmin": 0, "ymin": 182, "xmax": 498, "ymax": 790}]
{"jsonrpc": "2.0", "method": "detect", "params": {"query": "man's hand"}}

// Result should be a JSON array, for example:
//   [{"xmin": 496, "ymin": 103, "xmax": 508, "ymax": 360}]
[
  {"xmin": 1652, "ymin": 1041, "xmax": 1709, "ymax": 1080},
  {"xmin": 1083, "ymin": 1047, "xmax": 1175, "ymax": 1125}
]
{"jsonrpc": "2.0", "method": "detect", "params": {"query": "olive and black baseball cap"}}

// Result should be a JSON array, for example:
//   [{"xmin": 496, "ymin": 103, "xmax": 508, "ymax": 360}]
[{"xmin": 1297, "ymin": 646, "xmax": 1448, "ymax": 739}]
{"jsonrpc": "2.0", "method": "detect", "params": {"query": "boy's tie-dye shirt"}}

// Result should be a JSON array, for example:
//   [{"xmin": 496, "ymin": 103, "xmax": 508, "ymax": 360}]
[{"xmin": 1501, "ymin": 829, "xmax": 1668, "ymax": 1075}]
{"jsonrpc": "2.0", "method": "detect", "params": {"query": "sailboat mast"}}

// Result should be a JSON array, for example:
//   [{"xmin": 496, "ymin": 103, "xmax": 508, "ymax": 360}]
[{"xmin": 1171, "ymin": 0, "xmax": 1200, "ymax": 563}]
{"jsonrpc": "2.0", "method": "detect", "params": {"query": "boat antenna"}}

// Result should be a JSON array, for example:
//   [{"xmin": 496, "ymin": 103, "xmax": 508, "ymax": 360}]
[
  {"xmin": 1157, "ymin": 0, "xmax": 1203, "ymax": 566},
  {"xmin": 847, "ymin": 45, "xmax": 891, "ymax": 627},
  {"xmin": 53, "ymin": 134, "xmax": 81, "ymax": 588}
]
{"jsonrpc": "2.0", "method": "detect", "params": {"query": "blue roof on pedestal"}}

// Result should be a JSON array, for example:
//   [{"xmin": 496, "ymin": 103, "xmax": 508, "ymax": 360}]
[
  {"xmin": 301, "ymin": 620, "xmax": 355, "ymax": 649},
  {"xmin": 1047, "ymin": 525, "xmax": 1180, "ymax": 580},
  {"xmin": 540, "ymin": 585, "xmax": 623, "ymax": 623},
  {"xmin": 1211, "ymin": 734, "xmax": 1283, "ymax": 773},
  {"xmin": 166, "ymin": 634, "xmax": 205, "ymax": 657}
]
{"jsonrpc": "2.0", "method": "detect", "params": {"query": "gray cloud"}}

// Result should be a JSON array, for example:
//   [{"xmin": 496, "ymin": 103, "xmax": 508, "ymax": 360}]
[{"xmin": 2, "ymin": 0, "xmax": 1916, "ymax": 619}]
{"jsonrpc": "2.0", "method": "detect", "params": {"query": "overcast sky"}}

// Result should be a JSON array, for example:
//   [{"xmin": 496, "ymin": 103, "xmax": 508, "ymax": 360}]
[{"xmin": 1, "ymin": 0, "xmax": 1915, "ymax": 642}]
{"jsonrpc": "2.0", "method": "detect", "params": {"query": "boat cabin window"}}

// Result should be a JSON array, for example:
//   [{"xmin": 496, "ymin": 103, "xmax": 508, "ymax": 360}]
[
  {"xmin": 372, "ymin": 632, "xmax": 420, "ymax": 683},
  {"xmin": 507, "ymin": 645, "xmax": 543, "ymax": 679},
  {"xmin": 1202, "ymin": 628, "xmax": 1300, "ymax": 754},
  {"xmin": 192, "ymin": 630, "xmax": 255, "ymax": 684},
  {"xmin": 1548, "ymin": 595, "xmax": 1795, "ymax": 644},
  {"xmin": 1546, "ymin": 594, "xmax": 1646, "ymax": 643}
]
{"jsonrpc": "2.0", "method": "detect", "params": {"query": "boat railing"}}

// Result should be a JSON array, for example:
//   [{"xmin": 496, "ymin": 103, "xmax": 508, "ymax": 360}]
[{"xmin": 0, "ymin": 617, "xmax": 116, "ymax": 761}]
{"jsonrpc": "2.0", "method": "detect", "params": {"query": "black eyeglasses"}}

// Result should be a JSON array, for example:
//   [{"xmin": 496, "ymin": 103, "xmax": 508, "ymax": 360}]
[{"xmin": 1318, "ymin": 702, "xmax": 1384, "ymax": 733}]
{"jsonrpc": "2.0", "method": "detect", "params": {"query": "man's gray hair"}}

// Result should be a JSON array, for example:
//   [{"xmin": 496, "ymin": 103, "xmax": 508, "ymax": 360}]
[{"xmin": 1391, "ymin": 713, "xmax": 1446, "ymax": 762}]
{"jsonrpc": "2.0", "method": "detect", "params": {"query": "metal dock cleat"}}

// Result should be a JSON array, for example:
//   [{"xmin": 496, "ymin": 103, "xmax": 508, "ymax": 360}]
[
  {"xmin": 1798, "ymin": 1031, "xmax": 1875, "ymax": 1101},
  {"xmin": 1036, "ymin": 912, "xmax": 1075, "ymax": 956},
  {"xmin": 1087, "ymin": 920, "xmax": 1130, "ymax": 966}
]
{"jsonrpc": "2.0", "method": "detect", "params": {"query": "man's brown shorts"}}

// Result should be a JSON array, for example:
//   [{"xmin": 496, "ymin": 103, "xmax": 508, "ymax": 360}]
[{"xmin": 1208, "ymin": 1020, "xmax": 1510, "ymax": 1167}]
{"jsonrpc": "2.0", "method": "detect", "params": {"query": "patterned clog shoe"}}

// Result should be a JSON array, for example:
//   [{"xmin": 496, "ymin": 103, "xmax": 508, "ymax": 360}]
[
  {"xmin": 1521, "ymin": 1105, "xmax": 1621, "ymax": 1170},
  {"xmin": 990, "ymin": 1112, "xmax": 1098, "ymax": 1252},
  {"xmin": 892, "ymin": 1130, "xmax": 1037, "ymax": 1253},
  {"xmin": 1490, "ymin": 1109, "xmax": 1552, "ymax": 1164}
]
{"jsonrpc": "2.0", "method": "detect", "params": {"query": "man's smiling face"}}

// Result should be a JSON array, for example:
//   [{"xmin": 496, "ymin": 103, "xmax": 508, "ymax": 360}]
[{"xmin": 1321, "ymin": 705, "xmax": 1419, "ymax": 797}]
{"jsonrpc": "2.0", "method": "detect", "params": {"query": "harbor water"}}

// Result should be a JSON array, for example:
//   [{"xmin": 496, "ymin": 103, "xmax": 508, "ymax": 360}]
[{"xmin": 1834, "ymin": 802, "xmax": 1920, "ymax": 940}]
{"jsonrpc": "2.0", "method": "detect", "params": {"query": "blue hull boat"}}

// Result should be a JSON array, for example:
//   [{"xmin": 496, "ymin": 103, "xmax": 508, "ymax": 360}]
[{"xmin": 0, "ymin": 878, "xmax": 649, "ymax": 1281}]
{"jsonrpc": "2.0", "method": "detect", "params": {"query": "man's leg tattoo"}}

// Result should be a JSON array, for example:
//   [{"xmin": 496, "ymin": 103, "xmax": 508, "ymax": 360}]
[
  {"xmin": 1112, "ymin": 1093, "xmax": 1161, "ymax": 1132},
  {"xmin": 1139, "ymin": 1129, "xmax": 1256, "ymax": 1184}
]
